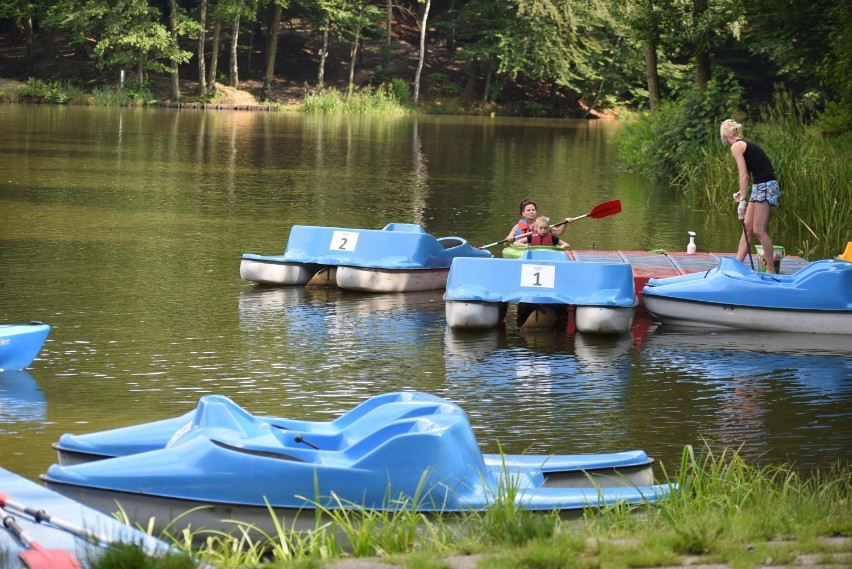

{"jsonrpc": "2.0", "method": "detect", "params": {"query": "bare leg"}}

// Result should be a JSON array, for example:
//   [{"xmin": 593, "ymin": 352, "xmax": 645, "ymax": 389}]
[
  {"xmin": 736, "ymin": 205, "xmax": 754, "ymax": 263},
  {"xmin": 750, "ymin": 201, "xmax": 775, "ymax": 273}
]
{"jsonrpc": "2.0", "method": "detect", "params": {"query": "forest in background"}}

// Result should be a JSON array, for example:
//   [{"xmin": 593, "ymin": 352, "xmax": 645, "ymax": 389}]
[{"xmin": 0, "ymin": 0, "xmax": 849, "ymax": 123}]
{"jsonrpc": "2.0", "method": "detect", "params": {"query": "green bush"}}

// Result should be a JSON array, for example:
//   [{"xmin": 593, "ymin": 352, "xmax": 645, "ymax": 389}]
[
  {"xmin": 20, "ymin": 77, "xmax": 70, "ymax": 104},
  {"xmin": 389, "ymin": 78, "xmax": 411, "ymax": 105},
  {"xmin": 616, "ymin": 71, "xmax": 745, "ymax": 184}
]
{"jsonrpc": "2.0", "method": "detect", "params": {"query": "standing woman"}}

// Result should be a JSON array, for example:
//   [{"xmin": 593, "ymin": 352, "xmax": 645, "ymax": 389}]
[{"xmin": 720, "ymin": 119, "xmax": 780, "ymax": 273}]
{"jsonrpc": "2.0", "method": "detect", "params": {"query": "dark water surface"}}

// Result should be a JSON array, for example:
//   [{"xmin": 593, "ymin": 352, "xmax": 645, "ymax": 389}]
[{"xmin": 1, "ymin": 105, "xmax": 849, "ymax": 482}]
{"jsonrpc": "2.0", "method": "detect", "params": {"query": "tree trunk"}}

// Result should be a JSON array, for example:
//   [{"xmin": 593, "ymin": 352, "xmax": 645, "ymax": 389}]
[
  {"xmin": 24, "ymin": 16, "xmax": 34, "ymax": 63},
  {"xmin": 207, "ymin": 20, "xmax": 221, "ymax": 92},
  {"xmin": 383, "ymin": 0, "xmax": 392, "ymax": 74},
  {"xmin": 413, "ymin": 0, "xmax": 431, "ymax": 106},
  {"xmin": 263, "ymin": 3, "xmax": 282, "ymax": 101},
  {"xmin": 446, "ymin": 0, "xmax": 455, "ymax": 54},
  {"xmin": 169, "ymin": 0, "xmax": 180, "ymax": 101},
  {"xmin": 347, "ymin": 27, "xmax": 361, "ymax": 97},
  {"xmin": 645, "ymin": 42, "xmax": 660, "ymax": 114},
  {"xmin": 229, "ymin": 14, "xmax": 240, "ymax": 88},
  {"xmin": 482, "ymin": 57, "xmax": 494, "ymax": 105},
  {"xmin": 696, "ymin": 51, "xmax": 711, "ymax": 86},
  {"xmin": 318, "ymin": 22, "xmax": 329, "ymax": 89},
  {"xmin": 245, "ymin": 12, "xmax": 257, "ymax": 74},
  {"xmin": 46, "ymin": 29, "xmax": 55, "ymax": 59},
  {"xmin": 462, "ymin": 59, "xmax": 478, "ymax": 105},
  {"xmin": 198, "ymin": 0, "xmax": 208, "ymax": 97},
  {"xmin": 692, "ymin": 0, "xmax": 711, "ymax": 87}
]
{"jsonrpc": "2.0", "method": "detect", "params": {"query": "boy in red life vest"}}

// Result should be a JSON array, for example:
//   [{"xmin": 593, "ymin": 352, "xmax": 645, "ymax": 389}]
[{"xmin": 518, "ymin": 216, "xmax": 570, "ymax": 249}]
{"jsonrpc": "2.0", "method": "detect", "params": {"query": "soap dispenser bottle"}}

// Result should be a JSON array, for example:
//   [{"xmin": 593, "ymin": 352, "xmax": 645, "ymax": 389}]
[{"xmin": 687, "ymin": 231, "xmax": 697, "ymax": 254}]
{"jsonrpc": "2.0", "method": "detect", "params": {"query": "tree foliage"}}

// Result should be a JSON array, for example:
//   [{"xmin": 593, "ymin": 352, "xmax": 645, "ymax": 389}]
[{"xmin": 0, "ymin": 0, "xmax": 843, "ymax": 124}]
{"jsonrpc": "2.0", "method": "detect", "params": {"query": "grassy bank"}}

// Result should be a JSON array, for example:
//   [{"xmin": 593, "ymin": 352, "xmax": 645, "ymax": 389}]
[{"xmin": 89, "ymin": 445, "xmax": 850, "ymax": 569}]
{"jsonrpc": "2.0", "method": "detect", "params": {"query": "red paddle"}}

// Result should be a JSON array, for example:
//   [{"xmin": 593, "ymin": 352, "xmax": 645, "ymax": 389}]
[
  {"xmin": 2, "ymin": 508, "xmax": 82, "ymax": 569},
  {"xmin": 481, "ymin": 199, "xmax": 623, "ymax": 248}
]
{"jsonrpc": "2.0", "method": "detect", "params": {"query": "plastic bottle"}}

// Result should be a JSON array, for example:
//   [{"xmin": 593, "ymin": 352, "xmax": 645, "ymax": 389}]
[{"xmin": 687, "ymin": 231, "xmax": 697, "ymax": 254}]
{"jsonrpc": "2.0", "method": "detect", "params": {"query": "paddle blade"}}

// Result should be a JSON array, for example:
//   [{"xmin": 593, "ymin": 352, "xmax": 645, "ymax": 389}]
[
  {"xmin": 587, "ymin": 200, "xmax": 622, "ymax": 219},
  {"xmin": 21, "ymin": 543, "xmax": 82, "ymax": 569}
]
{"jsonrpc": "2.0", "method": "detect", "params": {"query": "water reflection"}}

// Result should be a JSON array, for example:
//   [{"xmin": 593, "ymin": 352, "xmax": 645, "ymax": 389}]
[
  {"xmin": 236, "ymin": 287, "xmax": 447, "ymax": 414},
  {"xmin": 0, "ymin": 371, "xmax": 47, "ymax": 428},
  {"xmin": 638, "ymin": 325, "xmax": 852, "ymax": 466},
  {"xmin": 442, "ymin": 326, "xmax": 639, "ymax": 455}
]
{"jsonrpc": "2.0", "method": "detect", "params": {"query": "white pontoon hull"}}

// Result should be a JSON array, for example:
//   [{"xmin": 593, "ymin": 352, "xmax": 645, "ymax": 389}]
[
  {"xmin": 643, "ymin": 296, "xmax": 852, "ymax": 334},
  {"xmin": 445, "ymin": 300, "xmax": 504, "ymax": 329},
  {"xmin": 336, "ymin": 266, "xmax": 450, "ymax": 292},
  {"xmin": 575, "ymin": 305, "xmax": 636, "ymax": 335},
  {"xmin": 239, "ymin": 258, "xmax": 320, "ymax": 286}
]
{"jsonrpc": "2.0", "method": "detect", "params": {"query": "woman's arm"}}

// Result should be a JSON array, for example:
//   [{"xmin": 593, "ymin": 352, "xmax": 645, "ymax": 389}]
[
  {"xmin": 730, "ymin": 141, "xmax": 750, "ymax": 200},
  {"xmin": 552, "ymin": 217, "xmax": 572, "ymax": 237},
  {"xmin": 505, "ymin": 223, "xmax": 521, "ymax": 242}
]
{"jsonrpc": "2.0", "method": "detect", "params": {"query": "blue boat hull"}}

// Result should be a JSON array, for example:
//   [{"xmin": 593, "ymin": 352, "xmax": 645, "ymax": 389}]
[
  {"xmin": 44, "ymin": 393, "xmax": 671, "ymax": 536},
  {"xmin": 0, "ymin": 323, "xmax": 51, "ymax": 371},
  {"xmin": 642, "ymin": 258, "xmax": 852, "ymax": 333}
]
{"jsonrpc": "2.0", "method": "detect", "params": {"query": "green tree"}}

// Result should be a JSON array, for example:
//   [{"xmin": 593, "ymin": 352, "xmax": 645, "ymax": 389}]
[{"xmin": 43, "ymin": 0, "xmax": 191, "ymax": 83}]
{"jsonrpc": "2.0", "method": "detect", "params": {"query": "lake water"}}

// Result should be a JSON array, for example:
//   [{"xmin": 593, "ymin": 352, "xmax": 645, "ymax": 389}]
[{"xmin": 1, "ymin": 104, "xmax": 849, "ymax": 483}]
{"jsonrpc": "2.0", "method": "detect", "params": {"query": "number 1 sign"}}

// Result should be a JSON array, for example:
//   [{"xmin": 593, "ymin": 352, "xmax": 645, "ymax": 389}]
[{"xmin": 520, "ymin": 264, "xmax": 556, "ymax": 288}]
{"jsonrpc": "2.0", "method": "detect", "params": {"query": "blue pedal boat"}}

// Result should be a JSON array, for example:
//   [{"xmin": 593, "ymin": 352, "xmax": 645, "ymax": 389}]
[
  {"xmin": 444, "ymin": 250, "xmax": 637, "ymax": 333},
  {"xmin": 44, "ymin": 393, "xmax": 670, "ymax": 537},
  {"xmin": 642, "ymin": 257, "xmax": 852, "ymax": 334},
  {"xmin": 240, "ymin": 223, "xmax": 492, "ymax": 292},
  {"xmin": 0, "ymin": 322, "xmax": 50, "ymax": 371},
  {"xmin": 52, "ymin": 392, "xmax": 655, "ymax": 486}
]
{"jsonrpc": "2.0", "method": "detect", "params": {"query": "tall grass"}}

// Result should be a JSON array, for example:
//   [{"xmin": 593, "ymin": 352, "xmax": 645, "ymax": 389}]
[
  {"xmin": 676, "ymin": 90, "xmax": 852, "ymax": 260},
  {"xmin": 301, "ymin": 85, "xmax": 411, "ymax": 115},
  {"xmin": 92, "ymin": 81, "xmax": 156, "ymax": 107},
  {"xmin": 587, "ymin": 444, "xmax": 851, "ymax": 555}
]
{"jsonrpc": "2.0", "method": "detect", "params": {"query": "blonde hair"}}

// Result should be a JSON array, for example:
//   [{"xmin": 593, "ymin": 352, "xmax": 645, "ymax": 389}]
[
  {"xmin": 534, "ymin": 216, "xmax": 551, "ymax": 229},
  {"xmin": 720, "ymin": 119, "xmax": 743, "ymax": 142}
]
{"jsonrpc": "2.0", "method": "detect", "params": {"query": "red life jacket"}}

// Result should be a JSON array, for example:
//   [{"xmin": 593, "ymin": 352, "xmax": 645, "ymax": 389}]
[{"xmin": 529, "ymin": 232, "xmax": 558, "ymax": 246}]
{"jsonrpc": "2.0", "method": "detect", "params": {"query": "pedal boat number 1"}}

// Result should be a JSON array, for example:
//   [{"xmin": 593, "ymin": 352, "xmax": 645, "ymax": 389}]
[{"xmin": 444, "ymin": 249, "xmax": 637, "ymax": 334}]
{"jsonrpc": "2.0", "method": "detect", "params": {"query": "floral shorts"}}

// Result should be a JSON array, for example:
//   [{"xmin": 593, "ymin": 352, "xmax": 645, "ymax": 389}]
[{"xmin": 750, "ymin": 180, "xmax": 780, "ymax": 206}]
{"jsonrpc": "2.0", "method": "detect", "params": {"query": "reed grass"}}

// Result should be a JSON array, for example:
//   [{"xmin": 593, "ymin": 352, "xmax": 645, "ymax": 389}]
[
  {"xmin": 92, "ymin": 82, "xmax": 156, "ymax": 107},
  {"xmin": 301, "ymin": 86, "xmax": 411, "ymax": 115}
]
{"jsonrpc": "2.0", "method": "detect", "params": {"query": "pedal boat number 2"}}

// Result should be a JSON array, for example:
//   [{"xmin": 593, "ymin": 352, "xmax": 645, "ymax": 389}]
[
  {"xmin": 444, "ymin": 249, "xmax": 637, "ymax": 334},
  {"xmin": 240, "ymin": 223, "xmax": 492, "ymax": 292}
]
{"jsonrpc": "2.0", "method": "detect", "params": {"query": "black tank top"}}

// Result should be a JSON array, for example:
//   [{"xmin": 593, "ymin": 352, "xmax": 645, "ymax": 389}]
[{"xmin": 741, "ymin": 139, "xmax": 776, "ymax": 184}]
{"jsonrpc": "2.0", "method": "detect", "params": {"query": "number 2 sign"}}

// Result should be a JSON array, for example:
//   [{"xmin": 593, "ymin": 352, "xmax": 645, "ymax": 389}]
[
  {"xmin": 520, "ymin": 264, "xmax": 556, "ymax": 288},
  {"xmin": 330, "ymin": 231, "xmax": 359, "ymax": 252}
]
